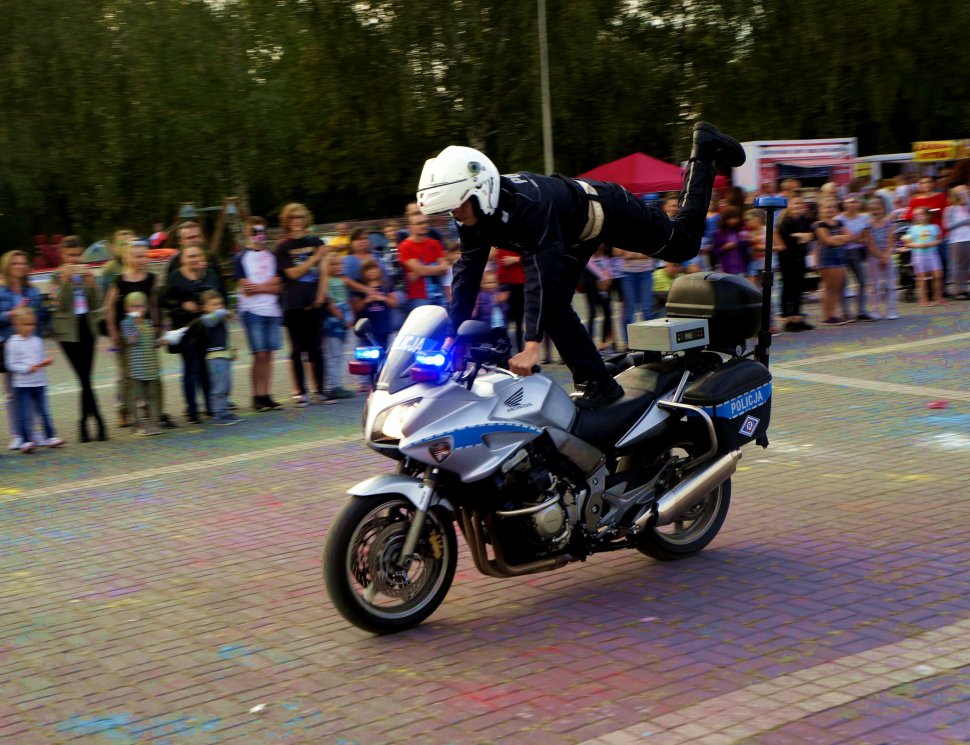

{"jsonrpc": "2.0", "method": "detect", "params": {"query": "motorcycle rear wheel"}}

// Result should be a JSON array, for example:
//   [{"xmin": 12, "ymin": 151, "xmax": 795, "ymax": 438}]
[
  {"xmin": 323, "ymin": 494, "xmax": 457, "ymax": 634},
  {"xmin": 633, "ymin": 445, "xmax": 732, "ymax": 561}
]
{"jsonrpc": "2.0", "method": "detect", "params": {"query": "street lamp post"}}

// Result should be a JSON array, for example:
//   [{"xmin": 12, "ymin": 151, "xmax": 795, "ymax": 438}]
[{"xmin": 537, "ymin": 0, "xmax": 554, "ymax": 174}]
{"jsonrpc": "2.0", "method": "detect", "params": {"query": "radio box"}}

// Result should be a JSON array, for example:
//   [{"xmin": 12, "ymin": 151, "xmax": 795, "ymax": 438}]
[{"xmin": 627, "ymin": 318, "xmax": 709, "ymax": 353}]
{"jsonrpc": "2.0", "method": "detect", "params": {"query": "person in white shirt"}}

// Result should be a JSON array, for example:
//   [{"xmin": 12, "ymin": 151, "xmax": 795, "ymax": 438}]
[
  {"xmin": 233, "ymin": 217, "xmax": 284, "ymax": 411},
  {"xmin": 3, "ymin": 307, "xmax": 63, "ymax": 452}
]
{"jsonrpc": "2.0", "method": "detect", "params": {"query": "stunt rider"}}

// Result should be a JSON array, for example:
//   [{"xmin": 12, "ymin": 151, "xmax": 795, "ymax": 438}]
[{"xmin": 416, "ymin": 122, "xmax": 746, "ymax": 410}]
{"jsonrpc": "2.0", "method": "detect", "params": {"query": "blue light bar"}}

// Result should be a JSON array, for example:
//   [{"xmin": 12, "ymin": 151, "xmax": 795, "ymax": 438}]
[
  {"xmin": 355, "ymin": 346, "xmax": 382, "ymax": 361},
  {"xmin": 415, "ymin": 351, "xmax": 447, "ymax": 368},
  {"xmin": 753, "ymin": 196, "xmax": 788, "ymax": 209}
]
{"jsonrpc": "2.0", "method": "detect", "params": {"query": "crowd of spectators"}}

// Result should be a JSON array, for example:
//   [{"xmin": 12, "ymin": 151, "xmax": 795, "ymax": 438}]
[{"xmin": 2, "ymin": 169, "xmax": 968, "ymax": 452}]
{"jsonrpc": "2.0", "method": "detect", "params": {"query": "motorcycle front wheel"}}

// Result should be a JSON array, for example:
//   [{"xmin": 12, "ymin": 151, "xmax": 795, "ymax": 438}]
[
  {"xmin": 323, "ymin": 495, "xmax": 457, "ymax": 634},
  {"xmin": 631, "ymin": 444, "xmax": 732, "ymax": 561}
]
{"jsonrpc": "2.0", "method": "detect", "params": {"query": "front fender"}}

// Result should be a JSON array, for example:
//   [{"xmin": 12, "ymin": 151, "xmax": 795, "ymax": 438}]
[{"xmin": 348, "ymin": 474, "xmax": 454, "ymax": 513}]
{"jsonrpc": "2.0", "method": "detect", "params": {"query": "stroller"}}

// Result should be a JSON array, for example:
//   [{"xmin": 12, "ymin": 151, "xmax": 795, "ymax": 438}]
[{"xmin": 893, "ymin": 220, "xmax": 916, "ymax": 303}]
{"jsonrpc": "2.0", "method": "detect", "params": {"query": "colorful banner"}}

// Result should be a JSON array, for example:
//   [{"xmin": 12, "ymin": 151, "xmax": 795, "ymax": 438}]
[{"xmin": 912, "ymin": 140, "xmax": 970, "ymax": 162}]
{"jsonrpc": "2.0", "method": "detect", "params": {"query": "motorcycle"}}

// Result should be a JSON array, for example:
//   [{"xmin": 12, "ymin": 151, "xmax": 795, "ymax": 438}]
[{"xmin": 324, "ymin": 199, "xmax": 787, "ymax": 634}]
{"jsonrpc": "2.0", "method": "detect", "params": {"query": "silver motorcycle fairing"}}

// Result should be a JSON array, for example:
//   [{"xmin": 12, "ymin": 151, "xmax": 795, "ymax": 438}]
[
  {"xmin": 487, "ymin": 372, "xmax": 576, "ymax": 431},
  {"xmin": 614, "ymin": 388, "xmax": 679, "ymax": 449},
  {"xmin": 347, "ymin": 473, "xmax": 454, "ymax": 513},
  {"xmin": 365, "ymin": 372, "xmax": 554, "ymax": 483}
]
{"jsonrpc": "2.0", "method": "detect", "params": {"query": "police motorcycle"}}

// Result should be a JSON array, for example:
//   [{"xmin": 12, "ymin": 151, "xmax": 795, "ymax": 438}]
[{"xmin": 323, "ymin": 200, "xmax": 787, "ymax": 634}]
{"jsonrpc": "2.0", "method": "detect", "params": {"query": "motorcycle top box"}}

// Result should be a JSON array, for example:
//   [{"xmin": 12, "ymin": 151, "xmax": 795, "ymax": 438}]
[
  {"xmin": 665, "ymin": 272, "xmax": 762, "ymax": 351},
  {"xmin": 682, "ymin": 358, "xmax": 772, "ymax": 452}
]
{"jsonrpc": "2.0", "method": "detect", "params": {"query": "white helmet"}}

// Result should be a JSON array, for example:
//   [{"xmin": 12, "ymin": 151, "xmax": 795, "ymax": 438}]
[{"xmin": 416, "ymin": 146, "xmax": 500, "ymax": 217}]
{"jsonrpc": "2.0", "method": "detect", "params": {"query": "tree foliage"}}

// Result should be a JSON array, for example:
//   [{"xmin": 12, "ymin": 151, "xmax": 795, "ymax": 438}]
[{"xmin": 1, "ymin": 0, "xmax": 968, "ymax": 247}]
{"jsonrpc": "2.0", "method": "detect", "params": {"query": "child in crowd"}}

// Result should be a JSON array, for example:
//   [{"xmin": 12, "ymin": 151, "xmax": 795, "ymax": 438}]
[
  {"xmin": 903, "ymin": 207, "xmax": 945, "ymax": 306},
  {"xmin": 351, "ymin": 259, "xmax": 398, "ymax": 349},
  {"xmin": 119, "ymin": 292, "xmax": 163, "ymax": 436},
  {"xmin": 199, "ymin": 290, "xmax": 242, "ymax": 425},
  {"xmin": 234, "ymin": 216, "xmax": 283, "ymax": 411},
  {"xmin": 3, "ymin": 307, "xmax": 63, "ymax": 452},
  {"xmin": 473, "ymin": 270, "xmax": 509, "ymax": 343},
  {"xmin": 710, "ymin": 206, "xmax": 750, "ymax": 277},
  {"xmin": 322, "ymin": 252, "xmax": 354, "ymax": 400},
  {"xmin": 864, "ymin": 196, "xmax": 899, "ymax": 320},
  {"xmin": 743, "ymin": 209, "xmax": 778, "ymax": 332},
  {"xmin": 744, "ymin": 209, "xmax": 767, "ymax": 284}
]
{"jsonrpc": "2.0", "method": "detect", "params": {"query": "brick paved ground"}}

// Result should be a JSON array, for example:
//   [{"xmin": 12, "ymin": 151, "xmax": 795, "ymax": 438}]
[{"xmin": 1, "ymin": 300, "xmax": 969, "ymax": 744}]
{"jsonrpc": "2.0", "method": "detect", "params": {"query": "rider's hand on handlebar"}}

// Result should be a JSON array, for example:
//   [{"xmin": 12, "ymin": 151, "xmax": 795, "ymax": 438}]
[{"xmin": 509, "ymin": 342, "xmax": 541, "ymax": 376}]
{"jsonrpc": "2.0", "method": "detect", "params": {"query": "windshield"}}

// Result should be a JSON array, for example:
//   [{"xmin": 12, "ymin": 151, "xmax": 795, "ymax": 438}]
[{"xmin": 378, "ymin": 305, "xmax": 450, "ymax": 394}]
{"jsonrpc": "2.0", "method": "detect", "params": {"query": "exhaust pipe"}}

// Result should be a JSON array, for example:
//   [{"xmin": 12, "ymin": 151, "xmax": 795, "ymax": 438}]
[{"xmin": 634, "ymin": 449, "xmax": 741, "ymax": 531}]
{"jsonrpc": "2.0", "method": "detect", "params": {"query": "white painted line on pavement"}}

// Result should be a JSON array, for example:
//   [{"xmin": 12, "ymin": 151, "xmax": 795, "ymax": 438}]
[
  {"xmin": 777, "ymin": 331, "xmax": 970, "ymax": 368},
  {"xmin": 773, "ymin": 369, "xmax": 970, "ymax": 402},
  {"xmin": 580, "ymin": 616, "xmax": 970, "ymax": 744},
  {"xmin": 3, "ymin": 433, "xmax": 360, "ymax": 504}
]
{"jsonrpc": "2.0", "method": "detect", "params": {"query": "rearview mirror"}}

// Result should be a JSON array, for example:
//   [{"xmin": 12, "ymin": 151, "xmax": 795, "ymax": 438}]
[
  {"xmin": 456, "ymin": 319, "xmax": 490, "ymax": 342},
  {"xmin": 354, "ymin": 318, "xmax": 374, "ymax": 340}
]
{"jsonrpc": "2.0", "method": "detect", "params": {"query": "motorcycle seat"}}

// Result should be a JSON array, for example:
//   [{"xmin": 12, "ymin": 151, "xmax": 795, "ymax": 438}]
[
  {"xmin": 571, "ymin": 359, "xmax": 685, "ymax": 450},
  {"xmin": 571, "ymin": 387, "xmax": 659, "ymax": 451}
]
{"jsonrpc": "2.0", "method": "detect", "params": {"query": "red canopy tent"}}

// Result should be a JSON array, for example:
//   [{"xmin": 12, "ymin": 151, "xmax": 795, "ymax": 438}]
[{"xmin": 578, "ymin": 152, "xmax": 728, "ymax": 194}]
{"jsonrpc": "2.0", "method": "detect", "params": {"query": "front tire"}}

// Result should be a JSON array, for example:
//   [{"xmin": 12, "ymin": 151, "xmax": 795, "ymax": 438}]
[{"xmin": 323, "ymin": 495, "xmax": 457, "ymax": 634}]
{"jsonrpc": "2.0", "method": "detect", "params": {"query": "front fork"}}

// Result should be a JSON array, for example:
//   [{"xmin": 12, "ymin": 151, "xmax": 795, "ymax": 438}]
[{"xmin": 397, "ymin": 466, "xmax": 436, "ymax": 565}]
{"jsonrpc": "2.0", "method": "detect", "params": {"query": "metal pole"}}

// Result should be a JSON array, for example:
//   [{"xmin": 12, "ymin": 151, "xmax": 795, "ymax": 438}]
[
  {"xmin": 537, "ymin": 0, "xmax": 554, "ymax": 174},
  {"xmin": 752, "ymin": 196, "xmax": 788, "ymax": 369}
]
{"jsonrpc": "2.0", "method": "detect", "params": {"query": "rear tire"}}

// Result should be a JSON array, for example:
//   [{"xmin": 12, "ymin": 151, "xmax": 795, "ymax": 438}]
[
  {"xmin": 323, "ymin": 495, "xmax": 457, "ymax": 633},
  {"xmin": 637, "ymin": 478, "xmax": 731, "ymax": 561},
  {"xmin": 624, "ymin": 441, "xmax": 731, "ymax": 561}
]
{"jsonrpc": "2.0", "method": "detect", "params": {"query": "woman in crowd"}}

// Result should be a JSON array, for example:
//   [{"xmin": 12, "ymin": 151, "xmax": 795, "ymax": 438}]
[
  {"xmin": 943, "ymin": 186, "xmax": 970, "ymax": 300},
  {"xmin": 615, "ymin": 246, "xmax": 655, "ymax": 349},
  {"xmin": 0, "ymin": 250, "xmax": 49, "ymax": 448},
  {"xmin": 275, "ymin": 202, "xmax": 327, "ymax": 407},
  {"xmin": 813, "ymin": 199, "xmax": 852, "ymax": 326},
  {"xmin": 105, "ymin": 239, "xmax": 161, "ymax": 427},
  {"xmin": 777, "ymin": 196, "xmax": 816, "ymax": 331},
  {"xmin": 580, "ymin": 244, "xmax": 616, "ymax": 351},
  {"xmin": 163, "ymin": 244, "xmax": 225, "ymax": 423},
  {"xmin": 838, "ymin": 196, "xmax": 873, "ymax": 322},
  {"xmin": 48, "ymin": 236, "xmax": 106, "ymax": 441}
]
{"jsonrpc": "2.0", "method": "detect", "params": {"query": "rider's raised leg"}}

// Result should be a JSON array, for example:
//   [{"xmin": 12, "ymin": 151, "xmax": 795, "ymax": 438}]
[{"xmin": 597, "ymin": 122, "xmax": 745, "ymax": 264}]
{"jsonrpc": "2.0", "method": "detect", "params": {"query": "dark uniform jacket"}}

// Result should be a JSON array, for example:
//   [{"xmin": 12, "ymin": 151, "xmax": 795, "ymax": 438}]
[{"xmin": 450, "ymin": 172, "xmax": 591, "ymax": 342}]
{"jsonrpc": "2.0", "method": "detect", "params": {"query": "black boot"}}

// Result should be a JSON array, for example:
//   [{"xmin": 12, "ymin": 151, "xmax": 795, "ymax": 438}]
[
  {"xmin": 79, "ymin": 419, "xmax": 91, "ymax": 444},
  {"xmin": 574, "ymin": 377, "xmax": 624, "ymax": 410},
  {"xmin": 690, "ymin": 122, "xmax": 746, "ymax": 167}
]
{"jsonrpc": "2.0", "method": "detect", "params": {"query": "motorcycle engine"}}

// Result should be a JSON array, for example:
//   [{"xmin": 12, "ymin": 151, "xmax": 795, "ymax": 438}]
[{"xmin": 493, "ymin": 441, "xmax": 581, "ymax": 563}]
